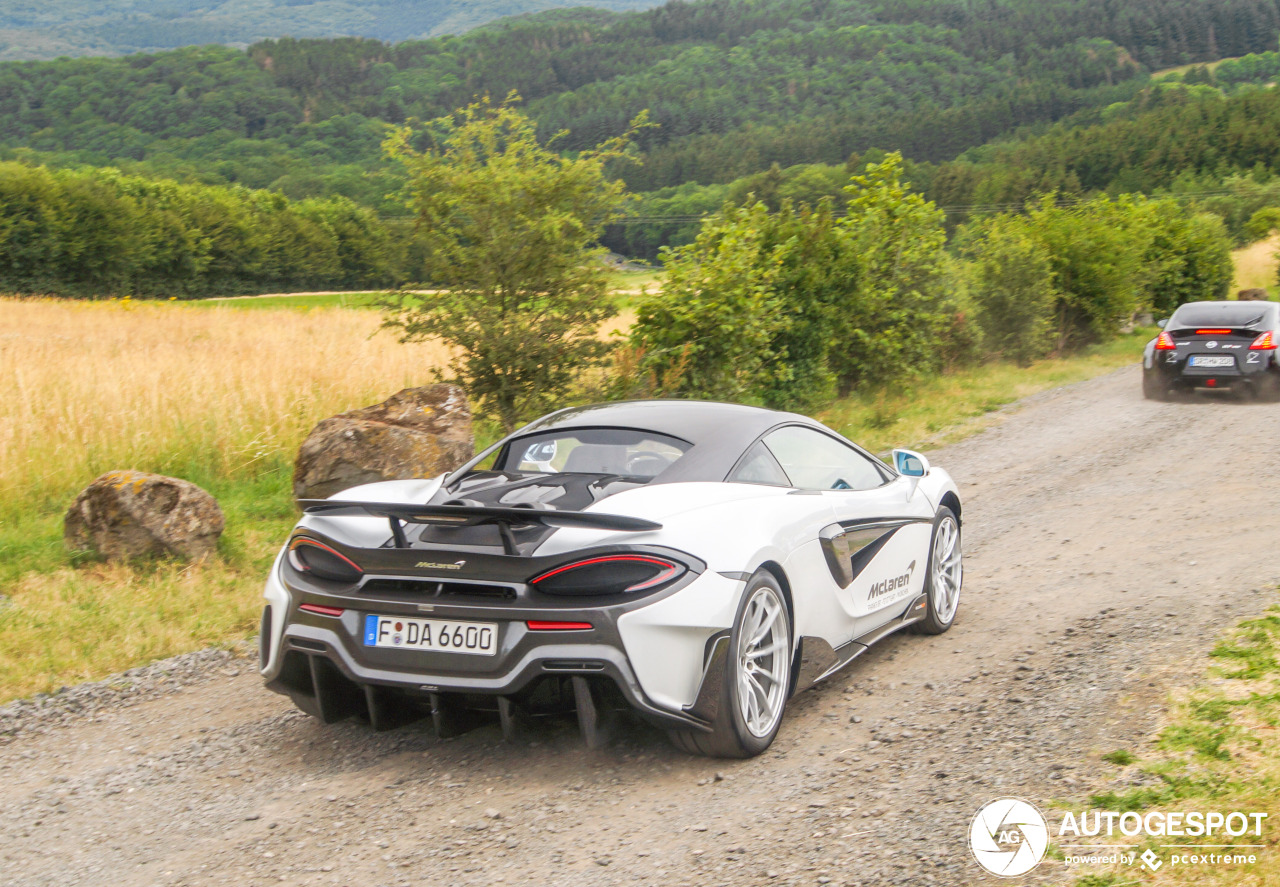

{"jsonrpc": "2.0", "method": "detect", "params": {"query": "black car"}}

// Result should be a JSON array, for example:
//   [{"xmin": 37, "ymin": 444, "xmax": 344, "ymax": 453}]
[{"xmin": 1143, "ymin": 300, "xmax": 1280, "ymax": 401}]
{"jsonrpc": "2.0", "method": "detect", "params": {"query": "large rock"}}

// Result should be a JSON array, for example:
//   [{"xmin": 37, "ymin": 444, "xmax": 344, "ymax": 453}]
[
  {"xmin": 65, "ymin": 471, "xmax": 225, "ymax": 561},
  {"xmin": 293, "ymin": 384, "xmax": 474, "ymax": 501}
]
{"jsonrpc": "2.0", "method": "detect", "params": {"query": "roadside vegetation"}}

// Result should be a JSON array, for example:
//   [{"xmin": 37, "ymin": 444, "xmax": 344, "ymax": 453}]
[
  {"xmin": 0, "ymin": 289, "xmax": 1154, "ymax": 702},
  {"xmin": 0, "ymin": 298, "xmax": 448, "ymax": 699},
  {"xmin": 0, "ymin": 90, "xmax": 1251, "ymax": 702},
  {"xmin": 1, "ymin": 4, "xmax": 1277, "ymax": 703},
  {"xmin": 1069, "ymin": 594, "xmax": 1280, "ymax": 886}
]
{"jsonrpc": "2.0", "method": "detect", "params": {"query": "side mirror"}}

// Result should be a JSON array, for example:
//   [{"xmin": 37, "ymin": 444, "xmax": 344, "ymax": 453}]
[
  {"xmin": 1156, "ymin": 318, "xmax": 1167, "ymax": 329},
  {"xmin": 891, "ymin": 448, "xmax": 930, "ymax": 477}
]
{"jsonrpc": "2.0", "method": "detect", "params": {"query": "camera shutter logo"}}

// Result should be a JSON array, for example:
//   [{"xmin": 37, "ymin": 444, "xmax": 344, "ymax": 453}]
[{"xmin": 969, "ymin": 798, "xmax": 1050, "ymax": 877}]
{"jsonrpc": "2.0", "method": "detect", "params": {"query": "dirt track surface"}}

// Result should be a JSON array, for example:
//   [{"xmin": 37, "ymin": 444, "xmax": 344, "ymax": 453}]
[{"xmin": 3, "ymin": 365, "xmax": 1278, "ymax": 887}]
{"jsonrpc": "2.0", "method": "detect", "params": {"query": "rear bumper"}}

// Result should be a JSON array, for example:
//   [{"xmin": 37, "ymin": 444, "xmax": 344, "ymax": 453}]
[
  {"xmin": 259, "ymin": 557, "xmax": 746, "ymax": 731},
  {"xmin": 1147, "ymin": 358, "xmax": 1279, "ymax": 389},
  {"xmin": 264, "ymin": 621, "xmax": 708, "ymax": 731}
]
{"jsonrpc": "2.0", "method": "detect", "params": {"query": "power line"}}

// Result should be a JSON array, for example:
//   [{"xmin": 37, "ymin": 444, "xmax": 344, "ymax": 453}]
[{"xmin": 606, "ymin": 185, "xmax": 1269, "ymax": 224}]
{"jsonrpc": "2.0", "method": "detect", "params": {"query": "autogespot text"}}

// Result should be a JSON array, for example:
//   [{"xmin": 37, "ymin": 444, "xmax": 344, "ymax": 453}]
[{"xmin": 1058, "ymin": 810, "xmax": 1268, "ymax": 838}]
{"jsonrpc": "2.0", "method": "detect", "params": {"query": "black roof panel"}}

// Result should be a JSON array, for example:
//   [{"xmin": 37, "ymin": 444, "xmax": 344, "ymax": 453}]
[
  {"xmin": 488, "ymin": 400, "xmax": 832, "ymax": 484},
  {"xmin": 521, "ymin": 399, "xmax": 808, "ymax": 446}
]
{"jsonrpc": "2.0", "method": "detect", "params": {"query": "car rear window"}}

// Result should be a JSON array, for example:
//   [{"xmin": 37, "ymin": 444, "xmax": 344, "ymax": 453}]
[
  {"xmin": 498, "ymin": 428, "xmax": 691, "ymax": 478},
  {"xmin": 1168, "ymin": 303, "xmax": 1274, "ymax": 329}
]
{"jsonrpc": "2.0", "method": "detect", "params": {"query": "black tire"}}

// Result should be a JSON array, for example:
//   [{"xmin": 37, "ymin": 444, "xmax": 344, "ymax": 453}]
[
  {"xmin": 1142, "ymin": 372, "xmax": 1168, "ymax": 401},
  {"xmin": 910, "ymin": 507, "xmax": 962, "ymax": 635},
  {"xmin": 667, "ymin": 569, "xmax": 792, "ymax": 758}
]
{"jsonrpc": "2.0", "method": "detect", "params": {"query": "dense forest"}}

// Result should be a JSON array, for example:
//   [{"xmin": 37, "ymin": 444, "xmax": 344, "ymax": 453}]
[
  {"xmin": 0, "ymin": 163, "xmax": 406, "ymax": 295},
  {"xmin": 2, "ymin": 0, "xmax": 1279, "ymax": 206},
  {"xmin": 2, "ymin": 0, "xmax": 1280, "ymax": 284},
  {"xmin": 0, "ymin": 0, "xmax": 661, "ymax": 62}
]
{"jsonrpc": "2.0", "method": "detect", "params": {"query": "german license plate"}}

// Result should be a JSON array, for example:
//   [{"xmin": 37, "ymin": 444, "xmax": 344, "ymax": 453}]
[
  {"xmin": 1189, "ymin": 355, "xmax": 1233, "ymax": 368},
  {"xmin": 363, "ymin": 615, "xmax": 497, "ymax": 655}
]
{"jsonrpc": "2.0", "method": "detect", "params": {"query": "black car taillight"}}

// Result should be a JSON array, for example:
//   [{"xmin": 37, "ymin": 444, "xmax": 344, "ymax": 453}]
[
  {"xmin": 530, "ymin": 555, "xmax": 684, "ymax": 596},
  {"xmin": 287, "ymin": 537, "xmax": 363, "ymax": 583}
]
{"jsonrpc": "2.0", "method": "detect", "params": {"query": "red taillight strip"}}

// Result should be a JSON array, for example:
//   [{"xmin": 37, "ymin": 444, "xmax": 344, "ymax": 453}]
[
  {"xmin": 1250, "ymin": 331, "xmax": 1276, "ymax": 350},
  {"xmin": 1154, "ymin": 331, "xmax": 1176, "ymax": 350},
  {"xmin": 530, "ymin": 554, "xmax": 680, "ymax": 592},
  {"xmin": 527, "ymin": 621, "xmax": 593, "ymax": 631},
  {"xmin": 300, "ymin": 603, "xmax": 345, "ymax": 617},
  {"xmin": 1195, "ymin": 329, "xmax": 1232, "ymax": 335},
  {"xmin": 288, "ymin": 537, "xmax": 363, "ymax": 575}
]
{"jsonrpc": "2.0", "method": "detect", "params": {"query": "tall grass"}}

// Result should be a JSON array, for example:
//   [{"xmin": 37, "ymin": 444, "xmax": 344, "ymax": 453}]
[
  {"xmin": 0, "ymin": 297, "xmax": 452, "ymax": 509},
  {"xmin": 1231, "ymin": 234, "xmax": 1279, "ymax": 295},
  {"xmin": 0, "ymin": 298, "xmax": 453, "ymax": 699},
  {"xmin": 819, "ymin": 330, "xmax": 1155, "ymax": 454}
]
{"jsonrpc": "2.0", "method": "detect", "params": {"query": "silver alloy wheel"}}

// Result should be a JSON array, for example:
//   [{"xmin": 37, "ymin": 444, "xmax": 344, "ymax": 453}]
[
  {"xmin": 735, "ymin": 585, "xmax": 790, "ymax": 738},
  {"xmin": 931, "ymin": 515, "xmax": 962, "ymax": 624}
]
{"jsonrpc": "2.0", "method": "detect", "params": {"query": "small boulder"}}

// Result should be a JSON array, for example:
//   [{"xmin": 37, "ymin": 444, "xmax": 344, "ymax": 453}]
[
  {"xmin": 1238, "ymin": 288, "xmax": 1269, "ymax": 301},
  {"xmin": 65, "ymin": 471, "xmax": 225, "ymax": 561},
  {"xmin": 293, "ymin": 384, "xmax": 474, "ymax": 501}
]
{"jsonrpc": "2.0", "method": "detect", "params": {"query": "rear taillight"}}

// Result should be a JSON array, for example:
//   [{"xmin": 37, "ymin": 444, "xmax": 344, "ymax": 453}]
[
  {"xmin": 1195, "ymin": 329, "xmax": 1232, "ymax": 335},
  {"xmin": 527, "ymin": 620, "xmax": 593, "ymax": 631},
  {"xmin": 530, "ymin": 555, "xmax": 684, "ymax": 596},
  {"xmin": 1250, "ymin": 331, "xmax": 1276, "ymax": 350},
  {"xmin": 287, "ymin": 537, "xmax": 363, "ymax": 583},
  {"xmin": 1155, "ymin": 332, "xmax": 1177, "ymax": 350},
  {"xmin": 300, "ymin": 603, "xmax": 346, "ymax": 617}
]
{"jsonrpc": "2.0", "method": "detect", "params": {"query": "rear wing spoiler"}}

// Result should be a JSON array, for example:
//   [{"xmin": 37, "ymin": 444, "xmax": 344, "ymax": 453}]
[{"xmin": 297, "ymin": 500, "xmax": 662, "ymax": 554}]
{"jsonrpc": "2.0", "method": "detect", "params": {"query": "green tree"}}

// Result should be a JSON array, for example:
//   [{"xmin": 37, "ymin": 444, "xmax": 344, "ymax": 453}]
[
  {"xmin": 632, "ymin": 154, "xmax": 956, "ymax": 406},
  {"xmin": 630, "ymin": 200, "xmax": 788, "ymax": 404},
  {"xmin": 381, "ymin": 95, "xmax": 647, "ymax": 430},
  {"xmin": 962, "ymin": 214, "xmax": 1058, "ymax": 366},
  {"xmin": 1142, "ymin": 202, "xmax": 1233, "ymax": 315},
  {"xmin": 1024, "ymin": 195, "xmax": 1148, "ymax": 350},
  {"xmin": 833, "ymin": 152, "xmax": 951, "ymax": 392},
  {"xmin": 1245, "ymin": 206, "xmax": 1280, "ymax": 242}
]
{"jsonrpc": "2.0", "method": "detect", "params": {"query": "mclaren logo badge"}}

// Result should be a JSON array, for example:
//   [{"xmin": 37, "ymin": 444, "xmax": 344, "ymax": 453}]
[
  {"xmin": 868, "ymin": 560, "xmax": 916, "ymax": 599},
  {"xmin": 416, "ymin": 560, "xmax": 466, "ymax": 571}
]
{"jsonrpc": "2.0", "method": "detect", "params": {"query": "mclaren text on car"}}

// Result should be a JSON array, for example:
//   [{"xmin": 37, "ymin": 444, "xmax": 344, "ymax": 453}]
[{"xmin": 259, "ymin": 401, "xmax": 964, "ymax": 757}]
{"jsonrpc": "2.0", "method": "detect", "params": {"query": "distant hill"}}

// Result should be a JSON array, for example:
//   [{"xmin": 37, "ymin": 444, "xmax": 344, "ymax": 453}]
[
  {"xmin": 3, "ymin": 0, "xmax": 1280, "ymax": 259},
  {"xmin": 0, "ymin": 0, "xmax": 661, "ymax": 61}
]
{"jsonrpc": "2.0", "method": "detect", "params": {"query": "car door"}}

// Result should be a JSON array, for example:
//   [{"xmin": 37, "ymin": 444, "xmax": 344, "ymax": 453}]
[{"xmin": 759, "ymin": 425, "xmax": 935, "ymax": 641}]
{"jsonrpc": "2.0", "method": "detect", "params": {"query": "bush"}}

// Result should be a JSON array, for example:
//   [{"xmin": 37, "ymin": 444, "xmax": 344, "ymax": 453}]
[
  {"xmin": 630, "ymin": 152, "xmax": 958, "ymax": 406},
  {"xmin": 963, "ymin": 216, "xmax": 1057, "ymax": 366}
]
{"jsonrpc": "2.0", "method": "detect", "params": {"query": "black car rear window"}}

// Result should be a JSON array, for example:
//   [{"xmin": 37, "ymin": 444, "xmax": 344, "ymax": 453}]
[{"xmin": 1168, "ymin": 303, "xmax": 1274, "ymax": 329}]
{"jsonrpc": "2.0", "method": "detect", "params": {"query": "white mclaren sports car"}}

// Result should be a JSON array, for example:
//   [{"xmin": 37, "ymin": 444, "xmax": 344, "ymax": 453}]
[{"xmin": 260, "ymin": 400, "xmax": 963, "ymax": 758}]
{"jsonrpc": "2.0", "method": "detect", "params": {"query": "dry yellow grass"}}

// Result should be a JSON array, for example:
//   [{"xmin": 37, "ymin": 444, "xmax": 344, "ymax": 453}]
[
  {"xmin": 1231, "ymin": 234, "xmax": 1280, "ymax": 295},
  {"xmin": 0, "ymin": 297, "xmax": 452, "ymax": 504},
  {"xmin": 0, "ymin": 297, "xmax": 456, "ymax": 700}
]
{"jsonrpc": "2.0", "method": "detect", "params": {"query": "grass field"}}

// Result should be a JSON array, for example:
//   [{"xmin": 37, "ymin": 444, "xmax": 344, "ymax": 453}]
[
  {"xmin": 1152, "ymin": 57, "xmax": 1242, "ymax": 78},
  {"xmin": 0, "ymin": 292, "xmax": 1155, "ymax": 702},
  {"xmin": 0, "ymin": 298, "xmax": 454, "ymax": 699},
  {"xmin": 188, "ymin": 269, "xmax": 664, "ymax": 312},
  {"xmin": 1069, "ymin": 594, "xmax": 1280, "ymax": 887},
  {"xmin": 1231, "ymin": 235, "xmax": 1279, "ymax": 295},
  {"xmin": 818, "ymin": 329, "xmax": 1155, "ymax": 454},
  {"xmin": 198, "ymin": 291, "xmax": 386, "ymax": 310}
]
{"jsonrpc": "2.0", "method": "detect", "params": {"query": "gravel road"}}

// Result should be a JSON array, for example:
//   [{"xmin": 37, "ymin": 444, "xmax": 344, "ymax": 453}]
[{"xmin": 3, "ymin": 365, "xmax": 1277, "ymax": 887}]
